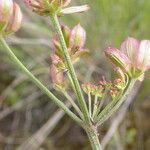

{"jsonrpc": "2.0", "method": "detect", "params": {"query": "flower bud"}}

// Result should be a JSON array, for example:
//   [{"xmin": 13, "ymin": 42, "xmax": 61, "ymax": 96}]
[
  {"xmin": 110, "ymin": 88, "xmax": 119, "ymax": 100},
  {"xmin": 51, "ymin": 54, "xmax": 65, "ymax": 70},
  {"xmin": 61, "ymin": 25, "xmax": 70, "ymax": 47},
  {"xmin": 4, "ymin": 2, "xmax": 22, "ymax": 35},
  {"xmin": 113, "ymin": 78, "xmax": 126, "ymax": 90},
  {"xmin": 82, "ymin": 83, "xmax": 104, "ymax": 97},
  {"xmin": 82, "ymin": 83, "xmax": 94, "ymax": 94},
  {"xmin": 105, "ymin": 47, "xmax": 131, "ymax": 73},
  {"xmin": 0, "ymin": 0, "xmax": 13, "ymax": 32},
  {"xmin": 52, "ymin": 24, "xmax": 89, "ymax": 64},
  {"xmin": 50, "ymin": 64, "xmax": 65, "ymax": 89},
  {"xmin": 69, "ymin": 24, "xmax": 86, "ymax": 48}
]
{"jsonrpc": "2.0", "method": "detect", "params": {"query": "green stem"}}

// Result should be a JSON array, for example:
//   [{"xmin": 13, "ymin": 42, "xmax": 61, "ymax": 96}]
[
  {"xmin": 92, "ymin": 95, "xmax": 98, "ymax": 119},
  {"xmin": 88, "ymin": 92, "xmax": 92, "ymax": 118},
  {"xmin": 93, "ymin": 89, "xmax": 108, "ymax": 121},
  {"xmin": 86, "ymin": 126, "xmax": 102, "ymax": 150},
  {"xmin": 51, "ymin": 14, "xmax": 90, "ymax": 123},
  {"xmin": 61, "ymin": 89, "xmax": 84, "ymax": 119},
  {"xmin": 0, "ymin": 37, "xmax": 82, "ymax": 125},
  {"xmin": 96, "ymin": 79, "xmax": 136, "ymax": 126}
]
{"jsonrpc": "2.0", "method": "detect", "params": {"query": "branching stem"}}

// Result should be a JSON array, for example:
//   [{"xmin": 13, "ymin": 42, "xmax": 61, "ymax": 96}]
[
  {"xmin": 50, "ymin": 14, "xmax": 90, "ymax": 123},
  {"xmin": 0, "ymin": 36, "xmax": 82, "ymax": 126}
]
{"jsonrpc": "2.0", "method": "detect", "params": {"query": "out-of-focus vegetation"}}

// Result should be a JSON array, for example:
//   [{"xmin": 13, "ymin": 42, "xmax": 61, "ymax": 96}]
[{"xmin": 0, "ymin": 0, "xmax": 150, "ymax": 150}]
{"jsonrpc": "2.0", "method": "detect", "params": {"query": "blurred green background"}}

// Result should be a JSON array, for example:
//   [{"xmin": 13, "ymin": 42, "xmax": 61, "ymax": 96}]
[{"xmin": 0, "ymin": 0, "xmax": 150, "ymax": 150}]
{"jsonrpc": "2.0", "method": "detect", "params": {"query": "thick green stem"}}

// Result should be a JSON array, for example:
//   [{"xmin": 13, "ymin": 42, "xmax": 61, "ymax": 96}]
[
  {"xmin": 96, "ymin": 79, "xmax": 137, "ymax": 126},
  {"xmin": 0, "ymin": 37, "xmax": 82, "ymax": 125},
  {"xmin": 86, "ymin": 126, "xmax": 102, "ymax": 150},
  {"xmin": 51, "ymin": 14, "xmax": 90, "ymax": 123}
]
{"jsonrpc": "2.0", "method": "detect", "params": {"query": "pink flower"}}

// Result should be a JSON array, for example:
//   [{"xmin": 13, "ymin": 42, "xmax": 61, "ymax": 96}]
[
  {"xmin": 52, "ymin": 24, "xmax": 89, "ymax": 64},
  {"xmin": 121, "ymin": 38, "xmax": 150, "ymax": 72},
  {"xmin": 135, "ymin": 40, "xmax": 150, "ymax": 71},
  {"xmin": 0, "ymin": 0, "xmax": 22, "ymax": 35},
  {"xmin": 69, "ymin": 24, "xmax": 86, "ymax": 49},
  {"xmin": 105, "ymin": 37, "xmax": 150, "ymax": 78},
  {"xmin": 5, "ymin": 2, "xmax": 22, "ymax": 35},
  {"xmin": 24, "ymin": 0, "xmax": 89, "ymax": 16},
  {"xmin": 0, "ymin": 0, "xmax": 13, "ymax": 32}
]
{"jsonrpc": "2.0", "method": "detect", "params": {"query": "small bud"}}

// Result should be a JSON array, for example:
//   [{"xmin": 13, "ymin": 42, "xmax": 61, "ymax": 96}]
[
  {"xmin": 92, "ymin": 85, "xmax": 104, "ymax": 97},
  {"xmin": 61, "ymin": 25, "xmax": 70, "ymax": 47},
  {"xmin": 0, "ymin": 0, "xmax": 13, "ymax": 32},
  {"xmin": 105, "ymin": 47, "xmax": 131, "ymax": 74},
  {"xmin": 50, "ymin": 64, "xmax": 65, "ymax": 89},
  {"xmin": 82, "ymin": 83, "xmax": 104, "ymax": 97},
  {"xmin": 52, "ymin": 24, "xmax": 88, "ymax": 64},
  {"xmin": 110, "ymin": 88, "xmax": 119, "ymax": 100},
  {"xmin": 51, "ymin": 54, "xmax": 65, "ymax": 70},
  {"xmin": 113, "ymin": 78, "xmax": 126, "ymax": 90},
  {"xmin": 69, "ymin": 24, "xmax": 86, "ymax": 48},
  {"xmin": 4, "ymin": 3, "xmax": 22, "ymax": 35},
  {"xmin": 82, "ymin": 83, "xmax": 93, "ymax": 94},
  {"xmin": 99, "ymin": 76, "xmax": 112, "ymax": 88}
]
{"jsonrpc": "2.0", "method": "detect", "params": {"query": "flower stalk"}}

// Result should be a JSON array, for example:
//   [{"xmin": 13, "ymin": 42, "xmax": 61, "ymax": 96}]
[
  {"xmin": 50, "ymin": 14, "xmax": 90, "ymax": 123},
  {"xmin": 85, "ymin": 126, "xmax": 102, "ymax": 150},
  {"xmin": 2, "ymin": 1, "xmax": 150, "ymax": 150},
  {"xmin": 60, "ymin": 89, "xmax": 84, "ymax": 119},
  {"xmin": 0, "ymin": 36, "xmax": 83, "ymax": 126},
  {"xmin": 96, "ymin": 78, "xmax": 137, "ymax": 126}
]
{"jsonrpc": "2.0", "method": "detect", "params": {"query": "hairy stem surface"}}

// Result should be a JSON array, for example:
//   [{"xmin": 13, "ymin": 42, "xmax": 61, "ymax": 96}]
[
  {"xmin": 86, "ymin": 126, "xmax": 102, "ymax": 150},
  {"xmin": 51, "ymin": 14, "xmax": 90, "ymax": 123}
]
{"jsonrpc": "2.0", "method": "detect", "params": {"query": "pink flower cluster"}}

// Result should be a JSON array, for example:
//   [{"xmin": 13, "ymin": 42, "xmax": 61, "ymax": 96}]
[
  {"xmin": 0, "ymin": 0, "xmax": 22, "ymax": 35},
  {"xmin": 105, "ymin": 37, "xmax": 150, "ymax": 78},
  {"xmin": 24, "ymin": 0, "xmax": 89, "ymax": 16},
  {"xmin": 50, "ymin": 24, "xmax": 88, "ymax": 88}
]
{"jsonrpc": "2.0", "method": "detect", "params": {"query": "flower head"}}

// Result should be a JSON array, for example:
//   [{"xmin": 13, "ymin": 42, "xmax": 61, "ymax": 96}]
[
  {"xmin": 52, "ymin": 24, "xmax": 89, "ymax": 64},
  {"xmin": 24, "ymin": 0, "xmax": 89, "ymax": 16},
  {"xmin": 69, "ymin": 24, "xmax": 86, "ymax": 49},
  {"xmin": 82, "ymin": 83, "xmax": 104, "ymax": 97},
  {"xmin": 105, "ymin": 37, "xmax": 150, "ymax": 78},
  {"xmin": 0, "ymin": 0, "xmax": 13, "ymax": 32},
  {"xmin": 4, "ymin": 2, "xmax": 22, "ymax": 35},
  {"xmin": 0, "ymin": 0, "xmax": 22, "ymax": 36}
]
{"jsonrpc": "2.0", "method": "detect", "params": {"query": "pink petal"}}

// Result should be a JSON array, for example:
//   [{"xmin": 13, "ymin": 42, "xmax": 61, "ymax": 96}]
[
  {"xmin": 138, "ymin": 40, "xmax": 150, "ymax": 71},
  {"xmin": 61, "ymin": 5, "xmax": 90, "ymax": 14},
  {"xmin": 69, "ymin": 24, "xmax": 86, "ymax": 48},
  {"xmin": 120, "ymin": 37, "xmax": 140, "ymax": 64}
]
